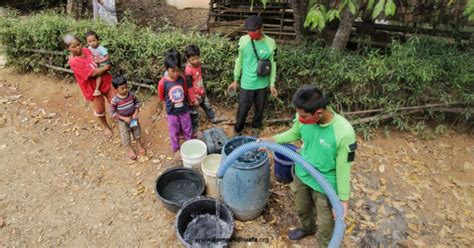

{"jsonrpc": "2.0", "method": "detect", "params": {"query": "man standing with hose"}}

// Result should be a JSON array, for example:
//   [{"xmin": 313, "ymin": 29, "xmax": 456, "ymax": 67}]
[
  {"xmin": 228, "ymin": 15, "xmax": 278, "ymax": 136},
  {"xmin": 259, "ymin": 85, "xmax": 356, "ymax": 247}
]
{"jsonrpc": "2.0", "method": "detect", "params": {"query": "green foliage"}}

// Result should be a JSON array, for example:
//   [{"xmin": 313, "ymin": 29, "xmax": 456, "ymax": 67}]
[
  {"xmin": 304, "ymin": 6, "xmax": 326, "ymax": 31},
  {"xmin": 1, "ymin": 12, "xmax": 473, "ymax": 126},
  {"xmin": 367, "ymin": 0, "xmax": 375, "ymax": 11},
  {"xmin": 348, "ymin": 1, "xmax": 357, "ymax": 15},
  {"xmin": 0, "ymin": 12, "xmax": 236, "ymax": 102},
  {"xmin": 356, "ymin": 124, "xmax": 376, "ymax": 140},
  {"xmin": 303, "ymin": 0, "xmax": 472, "ymax": 32},
  {"xmin": 371, "ymin": 0, "xmax": 385, "ymax": 19},
  {"xmin": 260, "ymin": 0, "xmax": 270, "ymax": 8},
  {"xmin": 464, "ymin": 0, "xmax": 474, "ymax": 21},
  {"xmin": 384, "ymin": 0, "xmax": 396, "ymax": 16},
  {"xmin": 303, "ymin": 0, "xmax": 399, "ymax": 31}
]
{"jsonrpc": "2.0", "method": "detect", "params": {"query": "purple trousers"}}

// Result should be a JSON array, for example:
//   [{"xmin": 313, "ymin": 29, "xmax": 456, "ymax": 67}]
[{"xmin": 167, "ymin": 112, "xmax": 193, "ymax": 152}]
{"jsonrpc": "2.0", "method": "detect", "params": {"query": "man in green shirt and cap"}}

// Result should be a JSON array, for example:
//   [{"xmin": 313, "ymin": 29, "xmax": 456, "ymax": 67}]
[
  {"xmin": 228, "ymin": 15, "xmax": 278, "ymax": 135},
  {"xmin": 259, "ymin": 85, "xmax": 357, "ymax": 247}
]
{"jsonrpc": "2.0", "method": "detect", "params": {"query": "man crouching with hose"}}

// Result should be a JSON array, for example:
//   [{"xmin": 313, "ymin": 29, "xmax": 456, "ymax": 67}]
[{"xmin": 259, "ymin": 85, "xmax": 357, "ymax": 247}]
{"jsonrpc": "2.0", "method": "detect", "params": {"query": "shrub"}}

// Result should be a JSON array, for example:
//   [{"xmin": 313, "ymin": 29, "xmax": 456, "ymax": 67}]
[{"xmin": 1, "ymin": 12, "xmax": 473, "ymax": 120}]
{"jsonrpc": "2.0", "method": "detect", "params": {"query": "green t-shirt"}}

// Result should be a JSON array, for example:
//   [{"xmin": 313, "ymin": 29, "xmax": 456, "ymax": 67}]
[
  {"xmin": 233, "ymin": 34, "xmax": 277, "ymax": 90},
  {"xmin": 273, "ymin": 111, "xmax": 356, "ymax": 201}
]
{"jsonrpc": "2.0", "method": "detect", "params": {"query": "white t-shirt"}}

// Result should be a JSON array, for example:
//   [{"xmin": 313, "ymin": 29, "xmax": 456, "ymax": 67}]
[
  {"xmin": 92, "ymin": 0, "xmax": 118, "ymax": 25},
  {"xmin": 88, "ymin": 45, "xmax": 109, "ymax": 66}
]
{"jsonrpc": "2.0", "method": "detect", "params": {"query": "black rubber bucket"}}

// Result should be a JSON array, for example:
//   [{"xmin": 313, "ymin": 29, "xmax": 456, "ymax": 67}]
[
  {"xmin": 155, "ymin": 167, "xmax": 205, "ymax": 212},
  {"xmin": 175, "ymin": 197, "xmax": 234, "ymax": 247}
]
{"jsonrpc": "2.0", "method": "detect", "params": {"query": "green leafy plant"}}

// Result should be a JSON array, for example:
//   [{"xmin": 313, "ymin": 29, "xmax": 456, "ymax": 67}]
[{"xmin": 0, "ymin": 12, "xmax": 472, "ymax": 137}]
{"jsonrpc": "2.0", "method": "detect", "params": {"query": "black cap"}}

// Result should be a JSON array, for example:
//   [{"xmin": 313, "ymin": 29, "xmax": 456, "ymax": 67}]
[{"xmin": 244, "ymin": 15, "xmax": 263, "ymax": 31}]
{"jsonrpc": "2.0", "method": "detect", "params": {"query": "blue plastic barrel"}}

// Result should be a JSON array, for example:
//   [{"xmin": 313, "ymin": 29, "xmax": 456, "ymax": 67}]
[
  {"xmin": 220, "ymin": 136, "xmax": 270, "ymax": 221},
  {"xmin": 273, "ymin": 144, "xmax": 298, "ymax": 184}
]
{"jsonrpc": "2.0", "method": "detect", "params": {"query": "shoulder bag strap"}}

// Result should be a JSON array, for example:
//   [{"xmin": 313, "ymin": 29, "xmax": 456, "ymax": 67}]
[{"xmin": 250, "ymin": 39, "xmax": 260, "ymax": 60}]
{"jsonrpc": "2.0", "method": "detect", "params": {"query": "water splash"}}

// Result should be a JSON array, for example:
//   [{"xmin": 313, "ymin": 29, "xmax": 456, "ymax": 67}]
[{"xmin": 183, "ymin": 214, "xmax": 232, "ymax": 248}]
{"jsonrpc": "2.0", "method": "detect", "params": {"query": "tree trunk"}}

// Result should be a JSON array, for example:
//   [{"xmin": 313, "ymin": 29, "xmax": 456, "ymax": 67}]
[
  {"xmin": 331, "ymin": 6, "xmax": 356, "ymax": 52},
  {"xmin": 67, "ymin": 0, "xmax": 85, "ymax": 19},
  {"xmin": 292, "ymin": 0, "xmax": 308, "ymax": 41},
  {"xmin": 115, "ymin": 0, "xmax": 124, "ymax": 22}
]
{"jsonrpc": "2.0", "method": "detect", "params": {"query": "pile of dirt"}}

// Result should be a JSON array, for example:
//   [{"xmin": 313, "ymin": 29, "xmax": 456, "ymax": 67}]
[{"xmin": 122, "ymin": 1, "xmax": 209, "ymax": 31}]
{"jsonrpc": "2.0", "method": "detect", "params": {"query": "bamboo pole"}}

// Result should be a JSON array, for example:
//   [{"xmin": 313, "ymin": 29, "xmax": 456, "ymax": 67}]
[
  {"xmin": 224, "ymin": 24, "xmax": 245, "ymax": 38},
  {"xmin": 221, "ymin": 102, "xmax": 468, "ymax": 126},
  {"xmin": 351, "ymin": 109, "xmax": 421, "ymax": 125},
  {"xmin": 340, "ymin": 102, "xmax": 463, "ymax": 116},
  {"xmin": 39, "ymin": 63, "xmax": 155, "ymax": 89},
  {"xmin": 11, "ymin": 48, "xmax": 64, "ymax": 56}
]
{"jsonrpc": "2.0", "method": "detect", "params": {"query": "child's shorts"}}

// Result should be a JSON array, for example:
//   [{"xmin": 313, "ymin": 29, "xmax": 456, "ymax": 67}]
[{"xmin": 118, "ymin": 119, "xmax": 141, "ymax": 146}]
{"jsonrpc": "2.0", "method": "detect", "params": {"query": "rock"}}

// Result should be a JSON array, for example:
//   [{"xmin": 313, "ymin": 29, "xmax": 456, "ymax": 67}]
[
  {"xmin": 359, "ymin": 201, "xmax": 408, "ymax": 246},
  {"xmin": 463, "ymin": 162, "xmax": 473, "ymax": 170}
]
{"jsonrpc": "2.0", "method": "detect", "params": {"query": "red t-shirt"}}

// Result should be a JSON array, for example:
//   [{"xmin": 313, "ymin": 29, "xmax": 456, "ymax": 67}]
[
  {"xmin": 68, "ymin": 48, "xmax": 112, "ymax": 101},
  {"xmin": 184, "ymin": 64, "xmax": 205, "ymax": 96}
]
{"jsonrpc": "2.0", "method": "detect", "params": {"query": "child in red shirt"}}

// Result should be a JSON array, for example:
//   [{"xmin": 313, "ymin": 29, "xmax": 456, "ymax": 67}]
[{"xmin": 184, "ymin": 45, "xmax": 223, "ymax": 137}]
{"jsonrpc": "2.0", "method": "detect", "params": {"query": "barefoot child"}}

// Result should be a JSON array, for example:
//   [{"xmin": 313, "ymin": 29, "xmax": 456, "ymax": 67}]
[
  {"xmin": 110, "ymin": 75, "xmax": 146, "ymax": 160},
  {"xmin": 184, "ymin": 44, "xmax": 223, "ymax": 137},
  {"xmin": 86, "ymin": 31, "xmax": 110, "ymax": 97},
  {"xmin": 157, "ymin": 49, "xmax": 198, "ymax": 160}
]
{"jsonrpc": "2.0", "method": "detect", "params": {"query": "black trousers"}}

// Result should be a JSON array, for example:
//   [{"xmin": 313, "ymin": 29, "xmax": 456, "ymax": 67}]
[{"xmin": 234, "ymin": 87, "xmax": 268, "ymax": 133}]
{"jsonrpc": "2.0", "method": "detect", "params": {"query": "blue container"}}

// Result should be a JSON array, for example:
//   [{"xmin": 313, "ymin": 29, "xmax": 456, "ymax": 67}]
[
  {"xmin": 273, "ymin": 144, "xmax": 298, "ymax": 184},
  {"xmin": 220, "ymin": 136, "xmax": 270, "ymax": 221}
]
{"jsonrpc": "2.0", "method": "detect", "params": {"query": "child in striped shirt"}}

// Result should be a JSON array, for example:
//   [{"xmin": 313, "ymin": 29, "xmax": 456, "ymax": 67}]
[{"xmin": 110, "ymin": 75, "xmax": 145, "ymax": 160}]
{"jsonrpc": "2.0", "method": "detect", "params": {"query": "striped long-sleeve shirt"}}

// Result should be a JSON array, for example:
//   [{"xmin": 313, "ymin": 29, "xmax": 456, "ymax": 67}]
[{"xmin": 110, "ymin": 92, "xmax": 140, "ymax": 118}]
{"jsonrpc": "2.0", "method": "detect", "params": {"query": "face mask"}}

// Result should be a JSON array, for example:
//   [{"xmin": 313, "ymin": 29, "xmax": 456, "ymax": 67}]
[
  {"xmin": 248, "ymin": 30, "xmax": 263, "ymax": 40},
  {"xmin": 298, "ymin": 111, "xmax": 321, "ymax": 125}
]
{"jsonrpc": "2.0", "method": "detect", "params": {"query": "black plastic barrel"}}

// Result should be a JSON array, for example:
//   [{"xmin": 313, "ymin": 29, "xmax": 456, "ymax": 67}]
[
  {"xmin": 154, "ymin": 167, "xmax": 205, "ymax": 212},
  {"xmin": 175, "ymin": 197, "xmax": 234, "ymax": 247}
]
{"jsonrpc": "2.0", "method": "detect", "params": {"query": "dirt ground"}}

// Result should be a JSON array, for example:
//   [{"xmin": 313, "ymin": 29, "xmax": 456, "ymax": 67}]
[
  {"xmin": 0, "ymin": 68, "xmax": 473, "ymax": 247},
  {"xmin": 122, "ymin": 1, "xmax": 209, "ymax": 31}
]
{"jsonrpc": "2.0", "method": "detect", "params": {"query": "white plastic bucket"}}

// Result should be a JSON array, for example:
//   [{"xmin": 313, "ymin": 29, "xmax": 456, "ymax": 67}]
[
  {"xmin": 201, "ymin": 154, "xmax": 222, "ymax": 198},
  {"xmin": 181, "ymin": 139, "xmax": 207, "ymax": 171}
]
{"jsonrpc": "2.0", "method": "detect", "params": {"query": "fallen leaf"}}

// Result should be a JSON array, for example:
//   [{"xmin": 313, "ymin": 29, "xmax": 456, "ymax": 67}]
[
  {"xmin": 438, "ymin": 228, "xmax": 446, "ymax": 238},
  {"xmin": 407, "ymin": 223, "xmax": 420, "ymax": 232},
  {"xmin": 378, "ymin": 205, "xmax": 386, "ymax": 216}
]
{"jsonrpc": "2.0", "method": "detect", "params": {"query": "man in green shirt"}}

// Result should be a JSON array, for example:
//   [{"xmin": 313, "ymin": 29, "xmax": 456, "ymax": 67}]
[
  {"xmin": 228, "ymin": 15, "xmax": 278, "ymax": 135},
  {"xmin": 259, "ymin": 85, "xmax": 357, "ymax": 247}
]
